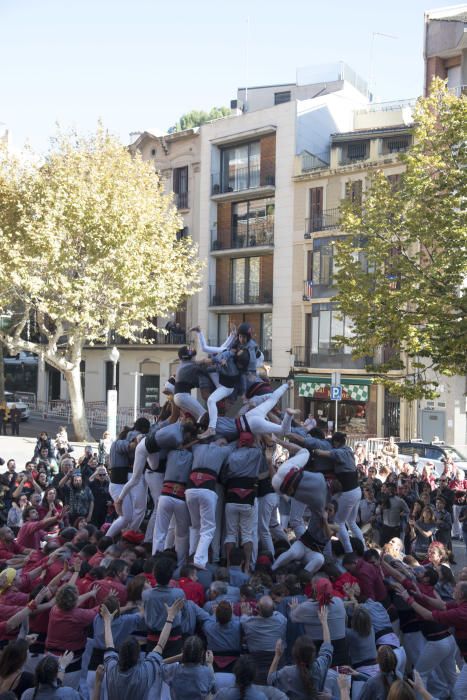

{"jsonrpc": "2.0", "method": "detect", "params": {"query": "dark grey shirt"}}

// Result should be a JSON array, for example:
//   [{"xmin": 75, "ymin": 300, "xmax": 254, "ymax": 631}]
[
  {"xmin": 268, "ymin": 640, "xmax": 333, "ymax": 699},
  {"xmin": 142, "ymin": 585, "xmax": 185, "ymax": 631},
  {"xmin": 224, "ymin": 447, "xmax": 263, "ymax": 481},
  {"xmin": 289, "ymin": 596, "xmax": 347, "ymax": 640},
  {"xmin": 164, "ymin": 448, "xmax": 193, "ymax": 484},
  {"xmin": 104, "ymin": 649, "xmax": 163, "ymax": 700},
  {"xmin": 162, "ymin": 662, "xmax": 216, "ymax": 699},
  {"xmin": 241, "ymin": 611, "xmax": 287, "ymax": 652}
]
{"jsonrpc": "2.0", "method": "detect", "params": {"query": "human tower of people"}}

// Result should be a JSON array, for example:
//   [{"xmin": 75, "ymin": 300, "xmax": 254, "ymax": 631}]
[{"xmin": 0, "ymin": 322, "xmax": 466, "ymax": 700}]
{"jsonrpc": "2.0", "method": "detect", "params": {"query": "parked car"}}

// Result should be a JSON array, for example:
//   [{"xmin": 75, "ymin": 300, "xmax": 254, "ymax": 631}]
[
  {"xmin": 397, "ymin": 439, "xmax": 467, "ymax": 477},
  {"xmin": 4, "ymin": 391, "xmax": 30, "ymax": 420}
]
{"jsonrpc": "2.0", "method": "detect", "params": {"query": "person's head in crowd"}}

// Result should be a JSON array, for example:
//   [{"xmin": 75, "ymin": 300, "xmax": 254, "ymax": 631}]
[
  {"xmin": 60, "ymin": 457, "xmax": 74, "ymax": 474},
  {"xmin": 181, "ymin": 635, "xmax": 205, "ymax": 665},
  {"xmin": 22, "ymin": 505, "xmax": 40, "ymax": 522},
  {"xmin": 72, "ymin": 516, "xmax": 88, "ymax": 531},
  {"xmin": 435, "ymin": 496, "xmax": 447, "ymax": 512},
  {"xmin": 0, "ymin": 527, "xmax": 16, "ymax": 544},
  {"xmin": 257, "ymin": 595, "xmax": 274, "ymax": 618},
  {"xmin": 107, "ymin": 559, "xmax": 129, "ymax": 584},
  {"xmin": 41, "ymin": 486, "xmax": 58, "ymax": 508},
  {"xmin": 16, "ymin": 494, "xmax": 30, "ymax": 509},
  {"xmin": 209, "ymin": 581, "xmax": 227, "ymax": 600},
  {"xmin": 239, "ymin": 584, "xmax": 256, "ymax": 602},
  {"xmin": 28, "ymin": 493, "xmax": 41, "ymax": 508},
  {"xmin": 119, "ymin": 549, "xmax": 137, "ymax": 568},
  {"xmin": 39, "ymin": 447, "xmax": 49, "ymax": 460},
  {"xmin": 342, "ymin": 552, "xmax": 362, "ymax": 575},
  {"xmin": 331, "ymin": 431, "xmax": 346, "ymax": 448},
  {"xmin": 349, "ymin": 537, "xmax": 365, "ymax": 557},
  {"xmin": 214, "ymin": 567, "xmax": 229, "ymax": 583},
  {"xmin": 376, "ymin": 645, "xmax": 398, "ymax": 682},
  {"xmin": 56, "ymin": 584, "xmax": 79, "ymax": 612},
  {"xmin": 419, "ymin": 505, "xmax": 435, "ymax": 523},
  {"xmin": 427, "ymin": 541, "xmax": 448, "ymax": 567},
  {"xmin": 216, "ymin": 600, "xmax": 233, "ymax": 626},
  {"xmin": 96, "ymin": 535, "xmax": 113, "ymax": 554},
  {"xmin": 232, "ymin": 655, "xmax": 257, "ymax": 696},
  {"xmin": 0, "ymin": 639, "xmax": 29, "ymax": 681},
  {"xmin": 351, "ymin": 606, "xmax": 373, "ymax": 637},
  {"xmin": 59, "ymin": 527, "xmax": 78, "ymax": 544},
  {"xmin": 0, "ymin": 567, "xmax": 18, "ymax": 594},
  {"xmin": 127, "ymin": 574, "xmax": 149, "ymax": 604},
  {"xmin": 180, "ymin": 564, "xmax": 198, "ymax": 582},
  {"xmin": 292, "ymin": 635, "xmax": 319, "ymax": 696},
  {"xmin": 362, "ymin": 485, "xmax": 375, "ymax": 501},
  {"xmin": 387, "ymin": 679, "xmax": 417, "ymax": 700},
  {"xmin": 118, "ymin": 637, "xmax": 140, "ymax": 672},
  {"xmin": 270, "ymin": 583, "xmax": 288, "ymax": 604},
  {"xmin": 71, "ymin": 471, "xmax": 83, "ymax": 490},
  {"xmin": 6, "ymin": 459, "xmax": 16, "ymax": 473},
  {"xmin": 383, "ymin": 538, "xmax": 404, "ymax": 560},
  {"xmin": 79, "ymin": 544, "xmax": 97, "ymax": 562},
  {"xmin": 153, "ymin": 556, "xmax": 176, "ymax": 586},
  {"xmin": 363, "ymin": 548, "xmax": 381, "ymax": 567}
]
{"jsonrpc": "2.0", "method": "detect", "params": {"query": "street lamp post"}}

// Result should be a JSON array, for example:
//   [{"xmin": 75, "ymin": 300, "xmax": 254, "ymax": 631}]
[
  {"xmin": 107, "ymin": 346, "xmax": 120, "ymax": 439},
  {"xmin": 129, "ymin": 370, "xmax": 143, "ymax": 421}
]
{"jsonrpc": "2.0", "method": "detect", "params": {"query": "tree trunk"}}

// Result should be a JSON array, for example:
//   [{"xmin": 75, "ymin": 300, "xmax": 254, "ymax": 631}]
[
  {"xmin": 0, "ymin": 344, "xmax": 4, "ymax": 403},
  {"xmin": 65, "ymin": 365, "xmax": 93, "ymax": 442}
]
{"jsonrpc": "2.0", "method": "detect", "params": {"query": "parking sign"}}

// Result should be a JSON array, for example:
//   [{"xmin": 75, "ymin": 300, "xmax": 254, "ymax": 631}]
[{"xmin": 331, "ymin": 385, "xmax": 342, "ymax": 401}]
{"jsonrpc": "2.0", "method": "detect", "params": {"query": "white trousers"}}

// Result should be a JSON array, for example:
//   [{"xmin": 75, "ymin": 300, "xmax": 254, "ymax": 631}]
[
  {"xmin": 452, "ymin": 504, "xmax": 463, "ymax": 537},
  {"xmin": 154, "ymin": 495, "xmax": 190, "ymax": 564},
  {"xmin": 258, "ymin": 492, "xmax": 287, "ymax": 555},
  {"xmin": 244, "ymin": 384, "xmax": 292, "ymax": 436},
  {"xmin": 208, "ymin": 386, "xmax": 235, "ymax": 429},
  {"xmin": 289, "ymin": 498, "xmax": 307, "ymax": 538},
  {"xmin": 271, "ymin": 540, "xmax": 324, "ymax": 574},
  {"xmin": 186, "ymin": 488, "xmax": 218, "ymax": 568},
  {"xmin": 225, "ymin": 502, "xmax": 255, "ymax": 545},
  {"xmin": 144, "ymin": 470, "xmax": 164, "ymax": 543},
  {"xmin": 416, "ymin": 635, "xmax": 458, "ymax": 699},
  {"xmin": 335, "ymin": 487, "xmax": 364, "ymax": 553},
  {"xmin": 173, "ymin": 392, "xmax": 207, "ymax": 421},
  {"xmin": 107, "ymin": 476, "xmax": 147, "ymax": 537}
]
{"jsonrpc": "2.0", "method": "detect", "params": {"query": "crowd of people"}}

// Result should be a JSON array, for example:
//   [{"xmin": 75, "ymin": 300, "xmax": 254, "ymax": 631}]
[{"xmin": 0, "ymin": 322, "xmax": 466, "ymax": 700}]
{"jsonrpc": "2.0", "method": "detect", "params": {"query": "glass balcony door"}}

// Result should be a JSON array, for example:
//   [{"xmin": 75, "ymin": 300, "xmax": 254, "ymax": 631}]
[{"xmin": 221, "ymin": 142, "xmax": 260, "ymax": 193}]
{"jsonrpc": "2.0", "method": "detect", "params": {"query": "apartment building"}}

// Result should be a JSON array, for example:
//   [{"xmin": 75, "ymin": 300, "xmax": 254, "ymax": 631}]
[
  {"xmin": 45, "ymin": 128, "xmax": 203, "ymax": 411},
  {"xmin": 424, "ymin": 5, "xmax": 467, "ymax": 95},
  {"xmin": 197, "ymin": 64, "xmax": 369, "ymax": 381},
  {"xmin": 291, "ymin": 101, "xmax": 414, "ymax": 440}
]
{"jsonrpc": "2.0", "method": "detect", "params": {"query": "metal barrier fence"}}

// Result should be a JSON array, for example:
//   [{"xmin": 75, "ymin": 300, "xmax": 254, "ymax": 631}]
[{"xmin": 30, "ymin": 400, "xmax": 154, "ymax": 431}]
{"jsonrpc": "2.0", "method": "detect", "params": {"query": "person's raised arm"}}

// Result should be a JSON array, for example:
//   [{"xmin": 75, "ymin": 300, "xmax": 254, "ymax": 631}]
[
  {"xmin": 318, "ymin": 605, "xmax": 331, "ymax": 644},
  {"xmin": 271, "ymin": 436, "xmax": 305, "ymax": 456},
  {"xmin": 153, "ymin": 598, "xmax": 185, "ymax": 655},
  {"xmin": 12, "ymin": 475, "xmax": 27, "ymax": 499},
  {"xmin": 100, "ymin": 604, "xmax": 116, "ymax": 649},
  {"xmin": 92, "ymin": 664, "xmax": 105, "ymax": 700},
  {"xmin": 267, "ymin": 639, "xmax": 283, "ymax": 681}
]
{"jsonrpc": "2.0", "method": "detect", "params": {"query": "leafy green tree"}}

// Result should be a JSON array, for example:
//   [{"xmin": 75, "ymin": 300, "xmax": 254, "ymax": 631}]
[
  {"xmin": 172, "ymin": 106, "xmax": 231, "ymax": 132},
  {"xmin": 0, "ymin": 127, "xmax": 202, "ymax": 439},
  {"xmin": 333, "ymin": 80, "xmax": 467, "ymax": 400}
]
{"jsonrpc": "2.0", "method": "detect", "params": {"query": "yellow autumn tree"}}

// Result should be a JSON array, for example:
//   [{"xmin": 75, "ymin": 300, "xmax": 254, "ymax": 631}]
[{"xmin": 0, "ymin": 127, "xmax": 203, "ymax": 439}]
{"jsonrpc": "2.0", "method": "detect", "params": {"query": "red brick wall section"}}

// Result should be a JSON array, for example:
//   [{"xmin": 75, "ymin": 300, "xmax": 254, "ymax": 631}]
[
  {"xmin": 216, "ymin": 202, "xmax": 231, "ymax": 249},
  {"xmin": 260, "ymin": 134, "xmax": 276, "ymax": 186},
  {"xmin": 215, "ymin": 258, "xmax": 231, "ymax": 304}
]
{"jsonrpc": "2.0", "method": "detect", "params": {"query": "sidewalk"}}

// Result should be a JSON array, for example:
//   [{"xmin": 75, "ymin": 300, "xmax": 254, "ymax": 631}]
[{"xmin": 0, "ymin": 433, "xmax": 98, "ymax": 473}]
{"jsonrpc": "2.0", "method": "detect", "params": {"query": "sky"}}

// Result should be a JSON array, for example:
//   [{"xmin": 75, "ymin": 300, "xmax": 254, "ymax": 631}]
[{"xmin": 0, "ymin": 0, "xmax": 457, "ymax": 153}]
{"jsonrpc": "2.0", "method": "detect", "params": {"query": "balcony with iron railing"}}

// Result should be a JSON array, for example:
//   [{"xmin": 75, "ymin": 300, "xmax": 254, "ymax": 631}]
[
  {"xmin": 211, "ymin": 165, "xmax": 275, "ymax": 195},
  {"xmin": 175, "ymin": 191, "xmax": 189, "ymax": 209},
  {"xmin": 304, "ymin": 209, "xmax": 340, "ymax": 237},
  {"xmin": 209, "ymin": 282, "xmax": 273, "ymax": 307},
  {"xmin": 293, "ymin": 345, "xmax": 369, "ymax": 370},
  {"xmin": 211, "ymin": 221, "xmax": 274, "ymax": 251},
  {"xmin": 107, "ymin": 328, "xmax": 187, "ymax": 346}
]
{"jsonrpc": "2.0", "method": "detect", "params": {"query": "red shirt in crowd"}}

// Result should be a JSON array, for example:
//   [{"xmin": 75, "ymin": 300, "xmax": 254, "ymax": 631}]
[
  {"xmin": 432, "ymin": 600, "xmax": 467, "ymax": 660},
  {"xmin": 46, "ymin": 604, "xmax": 99, "ymax": 652},
  {"xmin": 178, "ymin": 577, "xmax": 205, "ymax": 607},
  {"xmin": 353, "ymin": 559, "xmax": 387, "ymax": 602},
  {"xmin": 16, "ymin": 521, "xmax": 47, "ymax": 549},
  {"xmin": 0, "ymin": 540, "xmax": 25, "ymax": 561},
  {"xmin": 94, "ymin": 577, "xmax": 128, "ymax": 606}
]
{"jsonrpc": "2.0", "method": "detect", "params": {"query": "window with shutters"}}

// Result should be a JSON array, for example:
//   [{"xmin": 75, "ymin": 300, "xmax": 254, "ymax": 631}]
[
  {"xmin": 340, "ymin": 141, "xmax": 369, "ymax": 165},
  {"xmin": 173, "ymin": 166, "xmax": 189, "ymax": 209}
]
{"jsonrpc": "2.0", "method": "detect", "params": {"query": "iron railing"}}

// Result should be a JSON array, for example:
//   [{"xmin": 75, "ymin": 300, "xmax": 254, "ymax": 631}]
[
  {"xmin": 211, "ymin": 164, "xmax": 262, "ymax": 194},
  {"xmin": 108, "ymin": 329, "xmax": 186, "ymax": 345},
  {"xmin": 301, "ymin": 152, "xmax": 329, "ymax": 172},
  {"xmin": 293, "ymin": 345, "xmax": 368, "ymax": 370},
  {"xmin": 304, "ymin": 208, "xmax": 340, "ymax": 236},
  {"xmin": 175, "ymin": 191, "xmax": 189, "ymax": 209},
  {"xmin": 211, "ymin": 222, "xmax": 274, "ymax": 250},
  {"xmin": 209, "ymin": 283, "xmax": 273, "ymax": 306}
]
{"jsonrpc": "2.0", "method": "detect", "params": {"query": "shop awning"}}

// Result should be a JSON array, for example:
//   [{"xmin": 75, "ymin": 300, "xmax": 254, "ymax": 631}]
[{"xmin": 295, "ymin": 375, "xmax": 372, "ymax": 402}]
